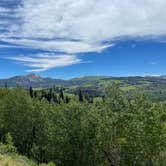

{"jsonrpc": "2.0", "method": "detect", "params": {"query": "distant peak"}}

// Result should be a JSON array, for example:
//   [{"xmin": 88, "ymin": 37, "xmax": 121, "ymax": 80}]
[{"xmin": 26, "ymin": 73, "xmax": 41, "ymax": 79}]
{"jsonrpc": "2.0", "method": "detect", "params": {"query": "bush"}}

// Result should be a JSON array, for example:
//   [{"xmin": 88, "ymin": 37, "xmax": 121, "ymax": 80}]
[{"xmin": 0, "ymin": 143, "xmax": 17, "ymax": 154}]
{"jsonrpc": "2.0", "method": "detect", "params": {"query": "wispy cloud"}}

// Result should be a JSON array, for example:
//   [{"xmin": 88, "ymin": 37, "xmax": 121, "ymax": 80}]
[
  {"xmin": 8, "ymin": 53, "xmax": 82, "ymax": 72},
  {"xmin": 150, "ymin": 62, "xmax": 157, "ymax": 65},
  {"xmin": 0, "ymin": 38, "xmax": 113, "ymax": 54},
  {"xmin": 1, "ymin": 0, "xmax": 166, "ymax": 71}
]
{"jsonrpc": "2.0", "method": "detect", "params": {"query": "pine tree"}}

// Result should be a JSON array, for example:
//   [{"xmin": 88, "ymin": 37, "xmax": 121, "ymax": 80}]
[
  {"xmin": 102, "ymin": 95, "xmax": 105, "ymax": 103},
  {"xmin": 65, "ymin": 96, "xmax": 70, "ymax": 103},
  {"xmin": 79, "ymin": 89, "xmax": 84, "ymax": 102},
  {"xmin": 59, "ymin": 89, "xmax": 64, "ymax": 100},
  {"xmin": 29, "ymin": 86, "xmax": 33, "ymax": 98},
  {"xmin": 34, "ymin": 91, "xmax": 37, "ymax": 98}
]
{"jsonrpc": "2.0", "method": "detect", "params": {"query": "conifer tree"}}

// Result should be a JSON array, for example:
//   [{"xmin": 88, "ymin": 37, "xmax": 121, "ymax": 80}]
[
  {"xmin": 78, "ymin": 89, "xmax": 84, "ymax": 102},
  {"xmin": 65, "ymin": 96, "xmax": 70, "ymax": 103},
  {"xmin": 29, "ymin": 86, "xmax": 33, "ymax": 98},
  {"xmin": 59, "ymin": 89, "xmax": 64, "ymax": 100}
]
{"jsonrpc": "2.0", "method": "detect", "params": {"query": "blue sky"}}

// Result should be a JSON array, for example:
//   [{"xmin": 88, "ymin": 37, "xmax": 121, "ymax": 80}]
[{"xmin": 0, "ymin": 0, "xmax": 166, "ymax": 79}]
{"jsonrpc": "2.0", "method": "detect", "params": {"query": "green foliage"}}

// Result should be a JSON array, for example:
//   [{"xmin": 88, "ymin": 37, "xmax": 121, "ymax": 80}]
[
  {"xmin": 5, "ymin": 133, "xmax": 14, "ymax": 146},
  {"xmin": 0, "ymin": 86, "xmax": 166, "ymax": 165},
  {"xmin": 0, "ymin": 143, "xmax": 16, "ymax": 154},
  {"xmin": 0, "ymin": 143, "xmax": 54, "ymax": 166}
]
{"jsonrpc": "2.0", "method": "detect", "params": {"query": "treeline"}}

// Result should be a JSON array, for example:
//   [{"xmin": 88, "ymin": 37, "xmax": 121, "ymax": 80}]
[
  {"xmin": 0, "ymin": 86, "xmax": 166, "ymax": 165},
  {"xmin": 28, "ymin": 87, "xmax": 94, "ymax": 104}
]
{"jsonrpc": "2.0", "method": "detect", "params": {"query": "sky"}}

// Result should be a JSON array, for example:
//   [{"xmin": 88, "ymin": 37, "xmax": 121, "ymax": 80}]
[{"xmin": 0, "ymin": 0, "xmax": 166, "ymax": 79}]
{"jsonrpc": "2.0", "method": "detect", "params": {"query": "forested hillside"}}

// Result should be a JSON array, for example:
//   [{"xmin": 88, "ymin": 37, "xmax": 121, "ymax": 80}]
[
  {"xmin": 0, "ymin": 85, "xmax": 166, "ymax": 165},
  {"xmin": 1, "ymin": 74, "xmax": 166, "ymax": 101}
]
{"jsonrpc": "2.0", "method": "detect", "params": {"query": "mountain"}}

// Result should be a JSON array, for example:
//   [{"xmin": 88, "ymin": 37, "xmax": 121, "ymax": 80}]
[
  {"xmin": 0, "ymin": 74, "xmax": 67, "ymax": 88},
  {"xmin": 1, "ymin": 74, "xmax": 166, "ymax": 88}
]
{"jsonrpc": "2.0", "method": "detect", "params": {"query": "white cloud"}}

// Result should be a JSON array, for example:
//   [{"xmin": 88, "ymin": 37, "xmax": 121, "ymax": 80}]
[
  {"xmin": 143, "ymin": 74, "xmax": 161, "ymax": 77},
  {"xmin": 1, "ymin": 38, "xmax": 113, "ymax": 54},
  {"xmin": 17, "ymin": 0, "xmax": 166, "ymax": 41},
  {"xmin": 1, "ymin": 0, "xmax": 166, "ymax": 71},
  {"xmin": 8, "ymin": 53, "xmax": 81, "ymax": 72}
]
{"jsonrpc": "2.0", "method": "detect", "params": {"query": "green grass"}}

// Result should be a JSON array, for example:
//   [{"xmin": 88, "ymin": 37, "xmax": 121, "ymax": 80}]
[
  {"xmin": 0, "ymin": 143, "xmax": 56, "ymax": 166},
  {"xmin": 0, "ymin": 154, "xmax": 56, "ymax": 166},
  {"xmin": 120, "ymin": 85, "xmax": 136, "ymax": 91},
  {"xmin": 0, "ymin": 153, "xmax": 35, "ymax": 166}
]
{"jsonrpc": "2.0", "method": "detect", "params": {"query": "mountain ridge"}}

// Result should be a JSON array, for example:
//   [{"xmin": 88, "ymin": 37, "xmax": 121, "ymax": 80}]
[
  {"xmin": 0, "ymin": 74, "xmax": 67, "ymax": 88},
  {"xmin": 0, "ymin": 73, "xmax": 166, "ymax": 88}
]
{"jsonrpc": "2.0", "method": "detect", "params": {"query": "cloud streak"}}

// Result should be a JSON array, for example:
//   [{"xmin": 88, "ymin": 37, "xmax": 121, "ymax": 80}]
[
  {"xmin": 8, "ymin": 53, "xmax": 82, "ymax": 72},
  {"xmin": 1, "ymin": 0, "xmax": 166, "ymax": 71},
  {"xmin": 1, "ymin": 38, "xmax": 113, "ymax": 54}
]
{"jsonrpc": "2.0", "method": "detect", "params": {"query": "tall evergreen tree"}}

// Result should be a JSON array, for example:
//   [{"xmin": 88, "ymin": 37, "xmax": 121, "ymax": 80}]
[
  {"xmin": 46, "ymin": 88, "xmax": 53, "ymax": 102},
  {"xmin": 29, "ymin": 86, "xmax": 33, "ymax": 98},
  {"xmin": 65, "ymin": 96, "xmax": 70, "ymax": 103},
  {"xmin": 78, "ymin": 89, "xmax": 84, "ymax": 102},
  {"xmin": 34, "ymin": 91, "xmax": 37, "ymax": 98},
  {"xmin": 59, "ymin": 89, "xmax": 64, "ymax": 100}
]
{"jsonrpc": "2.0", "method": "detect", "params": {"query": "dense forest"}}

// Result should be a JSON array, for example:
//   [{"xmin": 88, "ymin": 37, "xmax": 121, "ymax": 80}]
[{"xmin": 0, "ymin": 85, "xmax": 166, "ymax": 166}]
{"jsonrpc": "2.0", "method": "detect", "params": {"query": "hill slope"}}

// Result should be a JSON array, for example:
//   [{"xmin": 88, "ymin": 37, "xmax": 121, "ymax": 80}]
[
  {"xmin": 1, "ymin": 74, "xmax": 166, "ymax": 88},
  {"xmin": 1, "ymin": 74, "xmax": 166, "ymax": 101}
]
